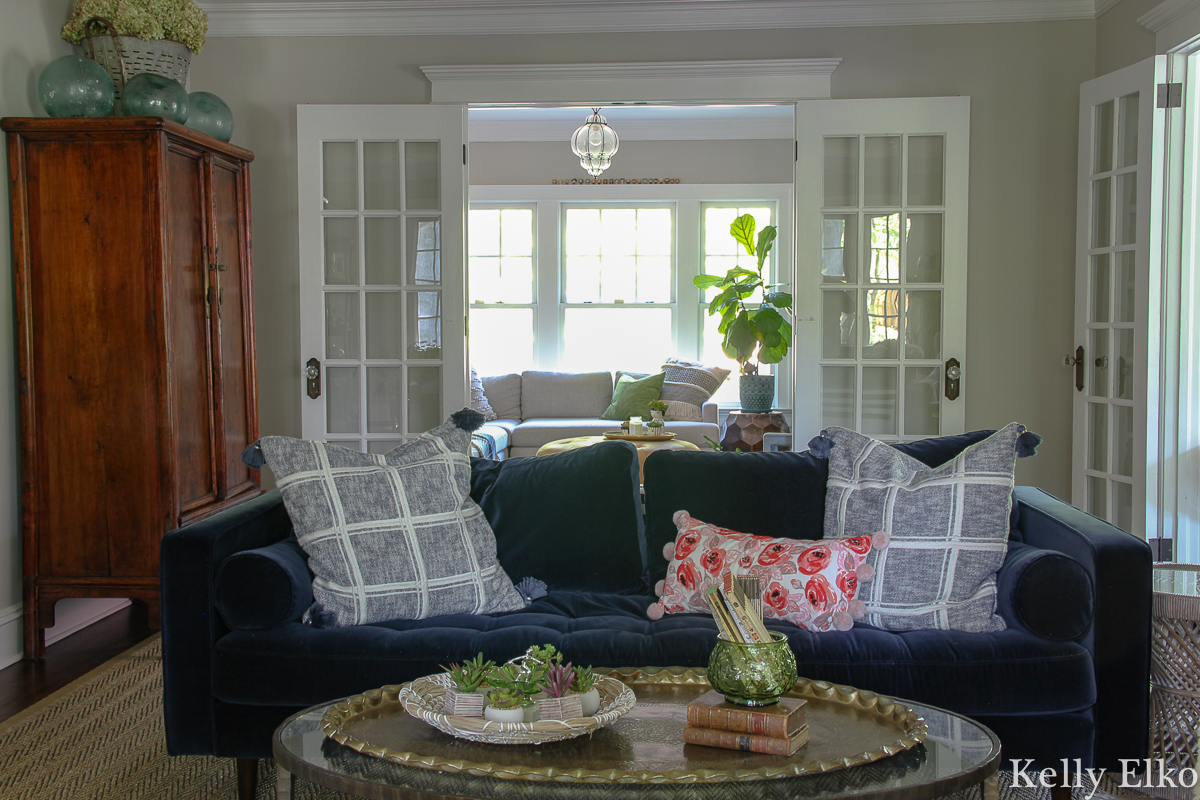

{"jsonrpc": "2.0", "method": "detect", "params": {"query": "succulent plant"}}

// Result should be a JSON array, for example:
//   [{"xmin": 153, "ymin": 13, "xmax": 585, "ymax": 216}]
[
  {"xmin": 525, "ymin": 643, "xmax": 561, "ymax": 667},
  {"xmin": 487, "ymin": 686, "xmax": 524, "ymax": 709},
  {"xmin": 571, "ymin": 665, "xmax": 597, "ymax": 694},
  {"xmin": 648, "ymin": 399, "xmax": 667, "ymax": 412},
  {"xmin": 540, "ymin": 663, "xmax": 576, "ymax": 698},
  {"xmin": 486, "ymin": 663, "xmax": 542, "ymax": 698},
  {"xmin": 441, "ymin": 652, "xmax": 494, "ymax": 692}
]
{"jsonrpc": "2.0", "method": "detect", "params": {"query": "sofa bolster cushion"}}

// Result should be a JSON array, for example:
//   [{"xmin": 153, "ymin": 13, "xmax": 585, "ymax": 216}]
[
  {"xmin": 521, "ymin": 371, "xmax": 613, "ymax": 419},
  {"xmin": 996, "ymin": 542, "xmax": 1094, "ymax": 641},
  {"xmin": 215, "ymin": 538, "xmax": 313, "ymax": 631}
]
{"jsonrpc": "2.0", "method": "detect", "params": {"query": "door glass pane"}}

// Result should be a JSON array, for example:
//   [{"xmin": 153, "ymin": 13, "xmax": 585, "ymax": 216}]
[
  {"xmin": 326, "ymin": 367, "xmax": 360, "ymax": 434},
  {"xmin": 864, "ymin": 136, "xmax": 901, "ymax": 207},
  {"xmin": 1116, "ymin": 250, "xmax": 1136, "ymax": 322},
  {"xmin": 1094, "ymin": 100, "xmax": 1114, "ymax": 174},
  {"xmin": 1118, "ymin": 92, "xmax": 1140, "ymax": 169},
  {"xmin": 865, "ymin": 214, "xmax": 901, "ymax": 282},
  {"xmin": 822, "ymin": 290, "xmax": 857, "ymax": 359},
  {"xmin": 367, "ymin": 440, "xmax": 400, "ymax": 455},
  {"xmin": 861, "ymin": 367, "xmax": 898, "ymax": 436},
  {"xmin": 363, "ymin": 141, "xmax": 400, "ymax": 211},
  {"xmin": 824, "ymin": 137, "xmax": 858, "ymax": 207},
  {"xmin": 1088, "ymin": 402, "xmax": 1108, "ymax": 471},
  {"xmin": 1116, "ymin": 173, "xmax": 1137, "ymax": 245},
  {"xmin": 562, "ymin": 308, "xmax": 673, "ymax": 374},
  {"xmin": 324, "ymin": 217, "xmax": 358, "ymax": 285},
  {"xmin": 905, "ymin": 214, "xmax": 942, "ymax": 283},
  {"xmin": 407, "ymin": 366, "xmax": 441, "ymax": 433},
  {"xmin": 325, "ymin": 292, "xmax": 360, "ymax": 359},
  {"xmin": 365, "ymin": 292, "xmax": 402, "ymax": 359},
  {"xmin": 1115, "ymin": 481, "xmax": 1133, "ymax": 532},
  {"xmin": 407, "ymin": 218, "xmax": 441, "ymax": 286},
  {"xmin": 1116, "ymin": 405, "xmax": 1133, "ymax": 477},
  {"xmin": 863, "ymin": 289, "xmax": 900, "ymax": 357},
  {"xmin": 1088, "ymin": 475, "xmax": 1108, "ymax": 519},
  {"xmin": 469, "ymin": 308, "xmax": 534, "ymax": 376},
  {"xmin": 904, "ymin": 366, "xmax": 940, "ymax": 437},
  {"xmin": 404, "ymin": 141, "xmax": 440, "ymax": 210},
  {"xmin": 407, "ymin": 291, "xmax": 441, "ymax": 359},
  {"xmin": 1116, "ymin": 329, "xmax": 1134, "ymax": 400},
  {"xmin": 1090, "ymin": 253, "xmax": 1110, "ymax": 323},
  {"xmin": 364, "ymin": 217, "xmax": 401, "ymax": 285},
  {"xmin": 367, "ymin": 367, "xmax": 403, "ymax": 434},
  {"xmin": 822, "ymin": 366, "xmax": 856, "ymax": 428},
  {"xmin": 822, "ymin": 215, "xmax": 857, "ymax": 283},
  {"xmin": 1091, "ymin": 178, "xmax": 1111, "ymax": 248},
  {"xmin": 322, "ymin": 141, "xmax": 357, "ymax": 210},
  {"xmin": 906, "ymin": 136, "xmax": 944, "ymax": 206},
  {"xmin": 905, "ymin": 291, "xmax": 941, "ymax": 360},
  {"xmin": 1089, "ymin": 328, "xmax": 1109, "ymax": 398}
]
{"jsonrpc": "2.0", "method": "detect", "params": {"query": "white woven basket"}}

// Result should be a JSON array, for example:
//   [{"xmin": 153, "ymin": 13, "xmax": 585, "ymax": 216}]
[{"xmin": 80, "ymin": 18, "xmax": 191, "ymax": 102}]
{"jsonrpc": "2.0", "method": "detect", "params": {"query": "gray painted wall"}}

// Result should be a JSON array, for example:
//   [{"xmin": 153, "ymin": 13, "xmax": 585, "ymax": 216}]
[{"xmin": 1096, "ymin": 0, "xmax": 1159, "ymax": 75}]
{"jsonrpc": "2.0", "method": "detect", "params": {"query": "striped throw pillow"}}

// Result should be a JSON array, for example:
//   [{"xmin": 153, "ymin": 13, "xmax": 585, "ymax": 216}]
[{"xmin": 660, "ymin": 359, "xmax": 730, "ymax": 421}]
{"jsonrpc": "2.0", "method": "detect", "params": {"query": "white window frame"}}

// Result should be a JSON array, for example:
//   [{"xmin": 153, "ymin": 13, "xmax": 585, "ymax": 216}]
[{"xmin": 469, "ymin": 183, "xmax": 793, "ymax": 407}]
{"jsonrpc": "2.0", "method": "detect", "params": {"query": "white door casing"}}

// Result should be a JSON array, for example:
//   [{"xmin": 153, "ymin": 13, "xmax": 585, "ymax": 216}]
[
  {"xmin": 1072, "ymin": 56, "xmax": 1167, "ymax": 539},
  {"xmin": 794, "ymin": 97, "xmax": 970, "ymax": 441},
  {"xmin": 298, "ymin": 105, "xmax": 467, "ymax": 449}
]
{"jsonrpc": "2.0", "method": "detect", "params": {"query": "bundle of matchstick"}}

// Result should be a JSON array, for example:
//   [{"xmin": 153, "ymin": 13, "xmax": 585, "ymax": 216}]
[{"xmin": 705, "ymin": 573, "xmax": 772, "ymax": 644}]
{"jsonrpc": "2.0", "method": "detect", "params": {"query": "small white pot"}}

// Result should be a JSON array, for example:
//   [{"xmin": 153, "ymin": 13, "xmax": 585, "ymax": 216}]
[
  {"xmin": 483, "ymin": 705, "xmax": 525, "ymax": 723},
  {"xmin": 575, "ymin": 687, "xmax": 601, "ymax": 716}
]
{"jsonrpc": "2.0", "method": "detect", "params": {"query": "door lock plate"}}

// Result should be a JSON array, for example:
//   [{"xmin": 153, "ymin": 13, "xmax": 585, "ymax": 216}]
[
  {"xmin": 306, "ymin": 358, "xmax": 321, "ymax": 399},
  {"xmin": 944, "ymin": 358, "xmax": 961, "ymax": 401}
]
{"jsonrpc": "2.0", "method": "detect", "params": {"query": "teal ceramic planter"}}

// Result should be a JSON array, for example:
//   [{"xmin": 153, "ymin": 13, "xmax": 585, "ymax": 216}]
[{"xmin": 739, "ymin": 374, "xmax": 775, "ymax": 413}]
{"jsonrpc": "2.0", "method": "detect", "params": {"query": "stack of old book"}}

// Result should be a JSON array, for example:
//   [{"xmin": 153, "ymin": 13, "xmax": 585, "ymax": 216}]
[
  {"xmin": 684, "ymin": 574, "xmax": 809, "ymax": 755},
  {"xmin": 683, "ymin": 690, "xmax": 809, "ymax": 755}
]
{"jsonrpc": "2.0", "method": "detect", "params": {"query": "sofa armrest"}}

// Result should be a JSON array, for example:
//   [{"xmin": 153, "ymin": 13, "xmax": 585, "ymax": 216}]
[
  {"xmin": 702, "ymin": 402, "xmax": 719, "ymax": 425},
  {"xmin": 1012, "ymin": 486, "xmax": 1152, "ymax": 769},
  {"xmin": 160, "ymin": 490, "xmax": 294, "ymax": 756}
]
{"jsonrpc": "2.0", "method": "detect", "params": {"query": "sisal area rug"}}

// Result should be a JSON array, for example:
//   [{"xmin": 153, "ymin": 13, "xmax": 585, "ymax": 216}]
[{"xmin": 0, "ymin": 635, "xmax": 1137, "ymax": 800}]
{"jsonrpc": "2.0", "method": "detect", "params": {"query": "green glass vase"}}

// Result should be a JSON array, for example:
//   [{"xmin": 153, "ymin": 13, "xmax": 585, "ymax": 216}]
[
  {"xmin": 707, "ymin": 632, "xmax": 798, "ymax": 706},
  {"xmin": 186, "ymin": 91, "xmax": 234, "ymax": 142},
  {"xmin": 120, "ymin": 73, "xmax": 188, "ymax": 123},
  {"xmin": 38, "ymin": 56, "xmax": 114, "ymax": 118}
]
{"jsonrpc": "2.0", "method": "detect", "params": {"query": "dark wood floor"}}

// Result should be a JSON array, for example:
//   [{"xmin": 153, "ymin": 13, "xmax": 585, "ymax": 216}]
[{"xmin": 0, "ymin": 603, "xmax": 155, "ymax": 722}]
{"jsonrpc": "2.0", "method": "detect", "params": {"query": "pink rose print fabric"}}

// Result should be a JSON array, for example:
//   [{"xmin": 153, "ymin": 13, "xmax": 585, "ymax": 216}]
[{"xmin": 646, "ymin": 511, "xmax": 888, "ymax": 633}]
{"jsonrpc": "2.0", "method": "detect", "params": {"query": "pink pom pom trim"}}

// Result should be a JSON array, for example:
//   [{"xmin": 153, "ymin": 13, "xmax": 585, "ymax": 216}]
[
  {"xmin": 662, "ymin": 542, "xmax": 674, "ymax": 560},
  {"xmin": 654, "ymin": 579, "xmax": 665, "ymax": 597},
  {"xmin": 856, "ymin": 563, "xmax": 876, "ymax": 582},
  {"xmin": 646, "ymin": 603, "xmax": 665, "ymax": 620},
  {"xmin": 672, "ymin": 510, "xmax": 690, "ymax": 526},
  {"xmin": 871, "ymin": 530, "xmax": 890, "ymax": 550}
]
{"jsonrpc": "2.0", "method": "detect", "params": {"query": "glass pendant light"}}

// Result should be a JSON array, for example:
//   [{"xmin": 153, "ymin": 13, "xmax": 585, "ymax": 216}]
[{"xmin": 570, "ymin": 108, "xmax": 619, "ymax": 176}]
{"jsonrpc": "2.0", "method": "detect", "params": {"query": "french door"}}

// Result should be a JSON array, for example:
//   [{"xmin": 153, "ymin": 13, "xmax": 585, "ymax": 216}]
[
  {"xmin": 297, "ymin": 105, "xmax": 467, "ymax": 450},
  {"xmin": 1072, "ymin": 56, "xmax": 1166, "ymax": 539},
  {"xmin": 794, "ymin": 98, "xmax": 970, "ymax": 440}
]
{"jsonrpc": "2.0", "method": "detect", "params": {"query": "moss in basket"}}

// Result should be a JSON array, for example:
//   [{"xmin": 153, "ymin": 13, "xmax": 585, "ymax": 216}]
[{"xmin": 62, "ymin": 0, "xmax": 209, "ymax": 53}]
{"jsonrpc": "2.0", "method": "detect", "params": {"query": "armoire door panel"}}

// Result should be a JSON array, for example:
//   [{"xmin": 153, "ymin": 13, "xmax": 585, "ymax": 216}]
[
  {"xmin": 22, "ymin": 137, "xmax": 165, "ymax": 577},
  {"xmin": 209, "ymin": 158, "xmax": 255, "ymax": 498},
  {"xmin": 166, "ymin": 144, "xmax": 219, "ymax": 515}
]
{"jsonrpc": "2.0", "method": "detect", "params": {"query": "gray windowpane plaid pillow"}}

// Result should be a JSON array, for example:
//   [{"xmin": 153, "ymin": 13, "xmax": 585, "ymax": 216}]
[
  {"xmin": 259, "ymin": 411, "xmax": 523, "ymax": 626},
  {"xmin": 819, "ymin": 423, "xmax": 1031, "ymax": 633}
]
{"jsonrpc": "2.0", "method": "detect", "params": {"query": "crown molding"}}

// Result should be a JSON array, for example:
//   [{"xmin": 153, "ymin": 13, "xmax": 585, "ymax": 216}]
[
  {"xmin": 1138, "ymin": 0, "xmax": 1200, "ymax": 32},
  {"xmin": 469, "ymin": 116, "xmax": 795, "ymax": 142},
  {"xmin": 1093, "ymin": 0, "xmax": 1122, "ymax": 15},
  {"xmin": 200, "ymin": 0, "xmax": 1099, "ymax": 38},
  {"xmin": 423, "ymin": 59, "xmax": 840, "ymax": 103}
]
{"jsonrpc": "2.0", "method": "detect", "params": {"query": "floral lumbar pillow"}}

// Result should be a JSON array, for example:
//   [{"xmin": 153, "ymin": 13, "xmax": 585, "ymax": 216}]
[{"xmin": 646, "ymin": 511, "xmax": 888, "ymax": 632}]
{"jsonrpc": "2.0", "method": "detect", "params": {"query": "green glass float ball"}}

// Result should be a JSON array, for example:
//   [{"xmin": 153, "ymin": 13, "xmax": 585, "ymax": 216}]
[
  {"xmin": 121, "ymin": 73, "xmax": 188, "ymax": 123},
  {"xmin": 186, "ymin": 91, "xmax": 234, "ymax": 142},
  {"xmin": 38, "ymin": 56, "xmax": 115, "ymax": 117}
]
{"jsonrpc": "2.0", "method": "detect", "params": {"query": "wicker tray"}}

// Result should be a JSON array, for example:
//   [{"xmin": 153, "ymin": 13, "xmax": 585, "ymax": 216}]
[
  {"xmin": 603, "ymin": 431, "xmax": 676, "ymax": 442},
  {"xmin": 319, "ymin": 668, "xmax": 928, "ymax": 783}
]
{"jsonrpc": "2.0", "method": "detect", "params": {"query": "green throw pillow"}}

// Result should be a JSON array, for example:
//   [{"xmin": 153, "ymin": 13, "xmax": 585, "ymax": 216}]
[{"xmin": 601, "ymin": 373, "xmax": 666, "ymax": 421}]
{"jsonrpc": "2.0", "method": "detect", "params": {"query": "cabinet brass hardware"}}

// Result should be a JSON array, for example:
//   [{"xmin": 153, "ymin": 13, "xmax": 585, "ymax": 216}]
[
  {"xmin": 306, "ymin": 358, "xmax": 322, "ymax": 399},
  {"xmin": 1064, "ymin": 346, "xmax": 1085, "ymax": 391},
  {"xmin": 944, "ymin": 358, "xmax": 961, "ymax": 401}
]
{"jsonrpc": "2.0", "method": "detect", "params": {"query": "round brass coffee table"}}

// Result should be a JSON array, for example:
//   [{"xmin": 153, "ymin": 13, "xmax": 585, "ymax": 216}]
[
  {"xmin": 273, "ymin": 670, "xmax": 1001, "ymax": 800},
  {"xmin": 535, "ymin": 436, "xmax": 700, "ymax": 483}
]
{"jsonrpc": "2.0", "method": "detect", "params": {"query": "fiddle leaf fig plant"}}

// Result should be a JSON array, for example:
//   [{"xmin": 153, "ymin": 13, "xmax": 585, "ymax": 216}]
[{"xmin": 693, "ymin": 214, "xmax": 793, "ymax": 375}]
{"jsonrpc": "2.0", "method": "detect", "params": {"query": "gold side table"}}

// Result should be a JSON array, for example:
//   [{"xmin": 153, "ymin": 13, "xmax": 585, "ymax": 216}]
[{"xmin": 1151, "ymin": 565, "xmax": 1200, "ymax": 798}]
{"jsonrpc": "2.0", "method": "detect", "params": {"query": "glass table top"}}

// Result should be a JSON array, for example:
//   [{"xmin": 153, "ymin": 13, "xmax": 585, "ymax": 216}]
[{"xmin": 275, "ymin": 680, "xmax": 1000, "ymax": 800}]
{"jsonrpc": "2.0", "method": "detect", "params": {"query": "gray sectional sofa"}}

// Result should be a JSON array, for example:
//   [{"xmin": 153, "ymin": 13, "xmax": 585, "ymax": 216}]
[{"xmin": 472, "ymin": 370, "xmax": 721, "ymax": 459}]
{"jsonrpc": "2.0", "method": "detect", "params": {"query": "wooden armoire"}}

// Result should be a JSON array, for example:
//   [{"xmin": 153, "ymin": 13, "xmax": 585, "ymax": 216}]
[{"xmin": 2, "ymin": 117, "xmax": 260, "ymax": 658}]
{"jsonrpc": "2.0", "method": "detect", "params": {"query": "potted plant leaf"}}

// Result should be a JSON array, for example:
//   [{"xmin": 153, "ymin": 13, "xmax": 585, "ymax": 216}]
[
  {"xmin": 486, "ymin": 663, "xmax": 543, "ymax": 722},
  {"xmin": 647, "ymin": 399, "xmax": 667, "ymax": 425},
  {"xmin": 537, "ymin": 663, "xmax": 583, "ymax": 721},
  {"xmin": 570, "ymin": 665, "xmax": 602, "ymax": 716},
  {"xmin": 693, "ymin": 214, "xmax": 792, "ymax": 412},
  {"xmin": 440, "ymin": 653, "xmax": 494, "ymax": 717}
]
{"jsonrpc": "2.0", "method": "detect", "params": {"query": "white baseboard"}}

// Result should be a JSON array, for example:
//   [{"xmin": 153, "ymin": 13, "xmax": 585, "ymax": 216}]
[{"xmin": 0, "ymin": 598, "xmax": 133, "ymax": 669}]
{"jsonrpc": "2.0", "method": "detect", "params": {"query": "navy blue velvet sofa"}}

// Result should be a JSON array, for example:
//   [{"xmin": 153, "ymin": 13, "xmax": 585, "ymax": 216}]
[{"xmin": 161, "ymin": 431, "xmax": 1152, "ymax": 789}]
